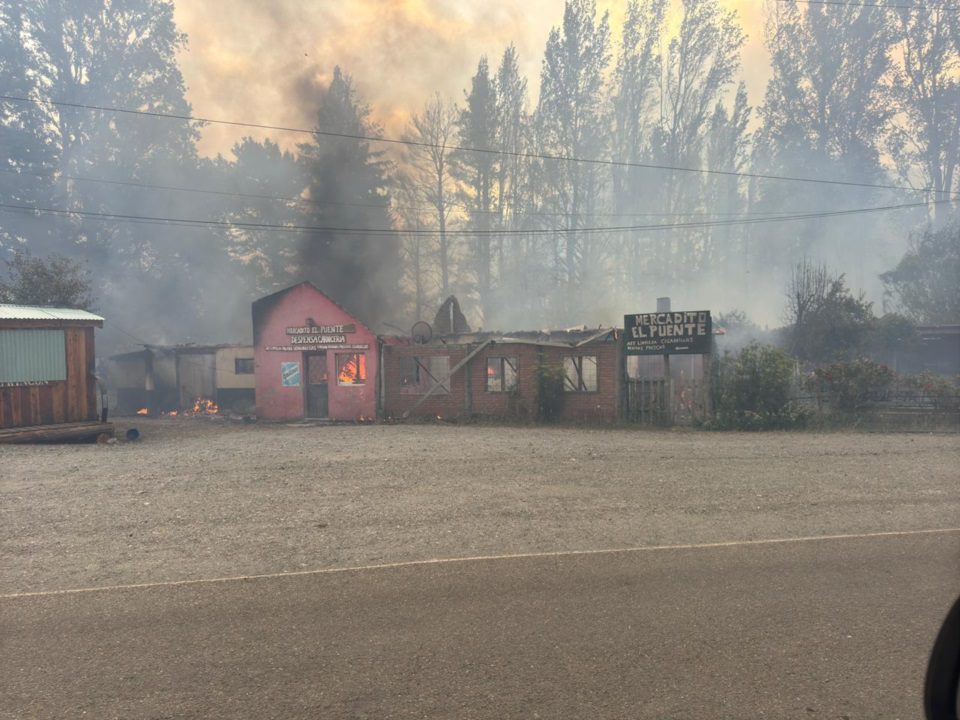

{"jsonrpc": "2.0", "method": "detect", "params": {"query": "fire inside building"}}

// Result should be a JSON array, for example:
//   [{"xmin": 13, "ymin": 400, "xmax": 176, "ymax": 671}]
[
  {"xmin": 104, "ymin": 343, "xmax": 255, "ymax": 416},
  {"xmin": 99, "ymin": 283, "xmax": 715, "ymax": 425},
  {"xmin": 251, "ymin": 283, "xmax": 632, "ymax": 424},
  {"xmin": 252, "ymin": 282, "xmax": 380, "ymax": 422}
]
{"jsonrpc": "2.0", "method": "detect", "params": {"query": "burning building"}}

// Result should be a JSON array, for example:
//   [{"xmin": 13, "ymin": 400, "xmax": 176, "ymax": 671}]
[
  {"xmin": 244, "ymin": 287, "xmax": 716, "ymax": 426},
  {"xmin": 104, "ymin": 344, "xmax": 255, "ymax": 416},
  {"xmin": 251, "ymin": 282, "xmax": 379, "ymax": 421}
]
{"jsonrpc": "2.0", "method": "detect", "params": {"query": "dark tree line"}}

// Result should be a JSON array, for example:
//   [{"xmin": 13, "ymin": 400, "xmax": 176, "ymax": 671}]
[{"xmin": 1, "ymin": 0, "xmax": 957, "ymax": 350}]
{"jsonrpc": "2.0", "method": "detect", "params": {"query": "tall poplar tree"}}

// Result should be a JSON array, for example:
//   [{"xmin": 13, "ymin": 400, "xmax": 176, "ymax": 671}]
[
  {"xmin": 454, "ymin": 57, "xmax": 498, "ymax": 323},
  {"xmin": 752, "ymin": 0, "xmax": 899, "ymax": 280},
  {"xmin": 535, "ymin": 0, "xmax": 611, "ymax": 319},
  {"xmin": 887, "ymin": 0, "xmax": 960, "ymax": 225}
]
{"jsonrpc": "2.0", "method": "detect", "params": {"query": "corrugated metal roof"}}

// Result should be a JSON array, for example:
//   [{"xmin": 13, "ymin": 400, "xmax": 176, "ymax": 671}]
[{"xmin": 0, "ymin": 304, "xmax": 104, "ymax": 322}]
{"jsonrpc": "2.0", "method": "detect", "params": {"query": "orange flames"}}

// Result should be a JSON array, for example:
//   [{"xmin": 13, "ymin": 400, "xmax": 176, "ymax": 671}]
[
  {"xmin": 192, "ymin": 398, "xmax": 219, "ymax": 415},
  {"xmin": 136, "ymin": 408, "xmax": 149, "ymax": 416},
  {"xmin": 338, "ymin": 354, "xmax": 366, "ymax": 384},
  {"xmin": 158, "ymin": 398, "xmax": 218, "ymax": 417}
]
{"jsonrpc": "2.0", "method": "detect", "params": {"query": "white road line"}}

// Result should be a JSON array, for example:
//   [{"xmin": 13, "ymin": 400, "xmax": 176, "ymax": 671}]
[{"xmin": 3, "ymin": 527, "xmax": 959, "ymax": 600}]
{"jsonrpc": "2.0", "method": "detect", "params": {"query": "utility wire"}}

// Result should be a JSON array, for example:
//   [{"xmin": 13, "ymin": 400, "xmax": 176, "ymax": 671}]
[
  {"xmin": 0, "ymin": 199, "xmax": 944, "ymax": 237},
  {"xmin": 776, "ymin": 0, "xmax": 956, "ymax": 10},
  {"xmin": 0, "ymin": 166, "xmax": 837, "ymax": 220},
  {"xmin": 2, "ymin": 94, "xmax": 956, "ymax": 198}
]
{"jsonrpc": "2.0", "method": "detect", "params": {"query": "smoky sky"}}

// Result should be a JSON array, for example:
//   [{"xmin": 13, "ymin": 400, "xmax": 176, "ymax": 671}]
[{"xmin": 173, "ymin": 0, "xmax": 770, "ymax": 158}]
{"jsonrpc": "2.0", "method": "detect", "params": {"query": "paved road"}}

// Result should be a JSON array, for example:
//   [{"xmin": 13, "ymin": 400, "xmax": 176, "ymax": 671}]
[{"xmin": 3, "ymin": 530, "xmax": 959, "ymax": 720}]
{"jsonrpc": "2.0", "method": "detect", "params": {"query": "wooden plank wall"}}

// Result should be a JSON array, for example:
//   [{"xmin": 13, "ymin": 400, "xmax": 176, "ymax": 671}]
[{"xmin": 0, "ymin": 327, "xmax": 97, "ymax": 429}]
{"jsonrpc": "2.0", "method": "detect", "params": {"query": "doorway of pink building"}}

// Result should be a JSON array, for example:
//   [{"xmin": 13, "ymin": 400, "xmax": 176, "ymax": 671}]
[{"xmin": 304, "ymin": 352, "xmax": 328, "ymax": 418}]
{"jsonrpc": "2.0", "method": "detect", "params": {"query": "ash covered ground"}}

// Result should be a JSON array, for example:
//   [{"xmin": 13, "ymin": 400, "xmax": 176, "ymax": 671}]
[{"xmin": 2, "ymin": 420, "xmax": 957, "ymax": 594}]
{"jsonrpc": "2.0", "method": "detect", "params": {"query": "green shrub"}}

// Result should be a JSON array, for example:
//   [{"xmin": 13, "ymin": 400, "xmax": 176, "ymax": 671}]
[
  {"xmin": 713, "ymin": 344, "xmax": 807, "ymax": 430},
  {"xmin": 535, "ymin": 361, "xmax": 566, "ymax": 422},
  {"xmin": 807, "ymin": 359, "xmax": 895, "ymax": 412}
]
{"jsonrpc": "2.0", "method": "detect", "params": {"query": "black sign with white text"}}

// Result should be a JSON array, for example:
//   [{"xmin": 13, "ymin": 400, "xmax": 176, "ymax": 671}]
[{"xmin": 623, "ymin": 310, "xmax": 712, "ymax": 355}]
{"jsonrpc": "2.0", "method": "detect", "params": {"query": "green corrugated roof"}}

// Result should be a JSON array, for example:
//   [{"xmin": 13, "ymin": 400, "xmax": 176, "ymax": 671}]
[{"xmin": 0, "ymin": 304, "xmax": 104, "ymax": 322}]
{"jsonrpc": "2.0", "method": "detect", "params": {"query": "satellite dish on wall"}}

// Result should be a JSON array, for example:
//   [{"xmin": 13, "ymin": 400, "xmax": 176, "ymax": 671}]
[{"xmin": 411, "ymin": 321, "xmax": 433, "ymax": 344}]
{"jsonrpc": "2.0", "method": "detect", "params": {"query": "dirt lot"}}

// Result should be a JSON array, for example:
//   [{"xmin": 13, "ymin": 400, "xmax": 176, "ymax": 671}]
[{"xmin": 2, "ymin": 419, "xmax": 958, "ymax": 594}]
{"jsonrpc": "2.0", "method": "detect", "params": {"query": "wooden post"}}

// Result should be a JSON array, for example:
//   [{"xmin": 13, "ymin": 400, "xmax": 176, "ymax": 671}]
[
  {"xmin": 174, "ymin": 349, "xmax": 183, "ymax": 412},
  {"xmin": 701, "ymin": 353, "xmax": 712, "ymax": 419},
  {"xmin": 464, "ymin": 344, "xmax": 473, "ymax": 418},
  {"xmin": 664, "ymin": 354, "xmax": 673, "ymax": 426},
  {"xmin": 144, "ymin": 348, "xmax": 156, "ymax": 414}
]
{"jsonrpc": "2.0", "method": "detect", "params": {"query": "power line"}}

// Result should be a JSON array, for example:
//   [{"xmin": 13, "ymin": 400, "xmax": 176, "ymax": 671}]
[
  {"xmin": 0, "ymin": 166, "xmax": 398, "ymax": 215},
  {"xmin": 0, "ymin": 165, "xmax": 841, "ymax": 220},
  {"xmin": 776, "ymin": 0, "xmax": 956, "ymax": 10},
  {"xmin": 0, "ymin": 198, "xmax": 944, "ymax": 237},
  {"xmin": 2, "ymin": 93, "xmax": 955, "ymax": 198}
]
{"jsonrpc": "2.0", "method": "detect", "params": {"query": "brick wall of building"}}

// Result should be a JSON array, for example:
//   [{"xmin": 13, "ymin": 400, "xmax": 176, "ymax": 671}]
[
  {"xmin": 381, "ymin": 343, "xmax": 468, "ymax": 420},
  {"xmin": 382, "ymin": 340, "xmax": 621, "ymax": 423}
]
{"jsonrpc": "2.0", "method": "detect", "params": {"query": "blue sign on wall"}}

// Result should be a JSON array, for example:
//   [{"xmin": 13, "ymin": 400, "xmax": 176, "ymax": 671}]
[{"xmin": 281, "ymin": 361, "xmax": 301, "ymax": 387}]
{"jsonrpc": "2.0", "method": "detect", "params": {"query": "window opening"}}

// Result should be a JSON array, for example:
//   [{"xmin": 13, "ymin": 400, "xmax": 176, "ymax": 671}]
[
  {"xmin": 563, "ymin": 355, "xmax": 598, "ymax": 392},
  {"xmin": 400, "ymin": 356, "xmax": 449, "ymax": 394},
  {"xmin": 486, "ymin": 356, "xmax": 518, "ymax": 392},
  {"xmin": 336, "ymin": 353, "xmax": 366, "ymax": 385}
]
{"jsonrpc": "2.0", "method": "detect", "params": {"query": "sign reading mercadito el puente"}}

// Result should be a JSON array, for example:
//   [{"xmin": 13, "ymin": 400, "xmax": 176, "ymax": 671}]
[{"xmin": 623, "ymin": 310, "xmax": 712, "ymax": 355}]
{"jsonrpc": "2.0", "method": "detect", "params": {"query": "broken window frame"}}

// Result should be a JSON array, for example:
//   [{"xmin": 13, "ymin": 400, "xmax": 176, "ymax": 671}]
[
  {"xmin": 399, "ymin": 355, "xmax": 450, "ymax": 395},
  {"xmin": 234, "ymin": 357, "xmax": 255, "ymax": 375},
  {"xmin": 486, "ymin": 356, "xmax": 518, "ymax": 393},
  {"xmin": 563, "ymin": 355, "xmax": 598, "ymax": 393},
  {"xmin": 335, "ymin": 352, "xmax": 367, "ymax": 387}
]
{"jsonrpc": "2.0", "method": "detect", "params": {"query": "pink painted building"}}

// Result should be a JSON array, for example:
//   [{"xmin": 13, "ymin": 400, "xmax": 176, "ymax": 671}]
[{"xmin": 252, "ymin": 282, "xmax": 379, "ymax": 421}]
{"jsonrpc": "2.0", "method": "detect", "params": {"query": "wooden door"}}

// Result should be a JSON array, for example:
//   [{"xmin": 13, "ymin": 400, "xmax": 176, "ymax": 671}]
[{"xmin": 305, "ymin": 352, "xmax": 328, "ymax": 418}]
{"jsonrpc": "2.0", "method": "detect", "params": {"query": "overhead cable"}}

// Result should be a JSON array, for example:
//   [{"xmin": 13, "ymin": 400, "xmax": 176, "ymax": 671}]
[{"xmin": 2, "ymin": 94, "xmax": 955, "ymax": 197}]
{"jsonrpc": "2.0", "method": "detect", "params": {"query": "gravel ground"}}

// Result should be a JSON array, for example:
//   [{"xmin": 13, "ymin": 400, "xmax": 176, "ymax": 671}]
[{"xmin": 1, "ymin": 419, "xmax": 958, "ymax": 594}]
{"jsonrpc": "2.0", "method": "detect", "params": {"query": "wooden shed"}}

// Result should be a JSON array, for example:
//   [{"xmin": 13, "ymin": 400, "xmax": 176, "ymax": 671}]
[{"xmin": 0, "ymin": 304, "xmax": 113, "ymax": 443}]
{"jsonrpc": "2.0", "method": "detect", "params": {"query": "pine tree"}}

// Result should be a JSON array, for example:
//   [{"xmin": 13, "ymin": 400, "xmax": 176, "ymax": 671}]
[
  {"xmin": 298, "ymin": 66, "xmax": 401, "ymax": 324},
  {"xmin": 219, "ymin": 138, "xmax": 302, "ymax": 293}
]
